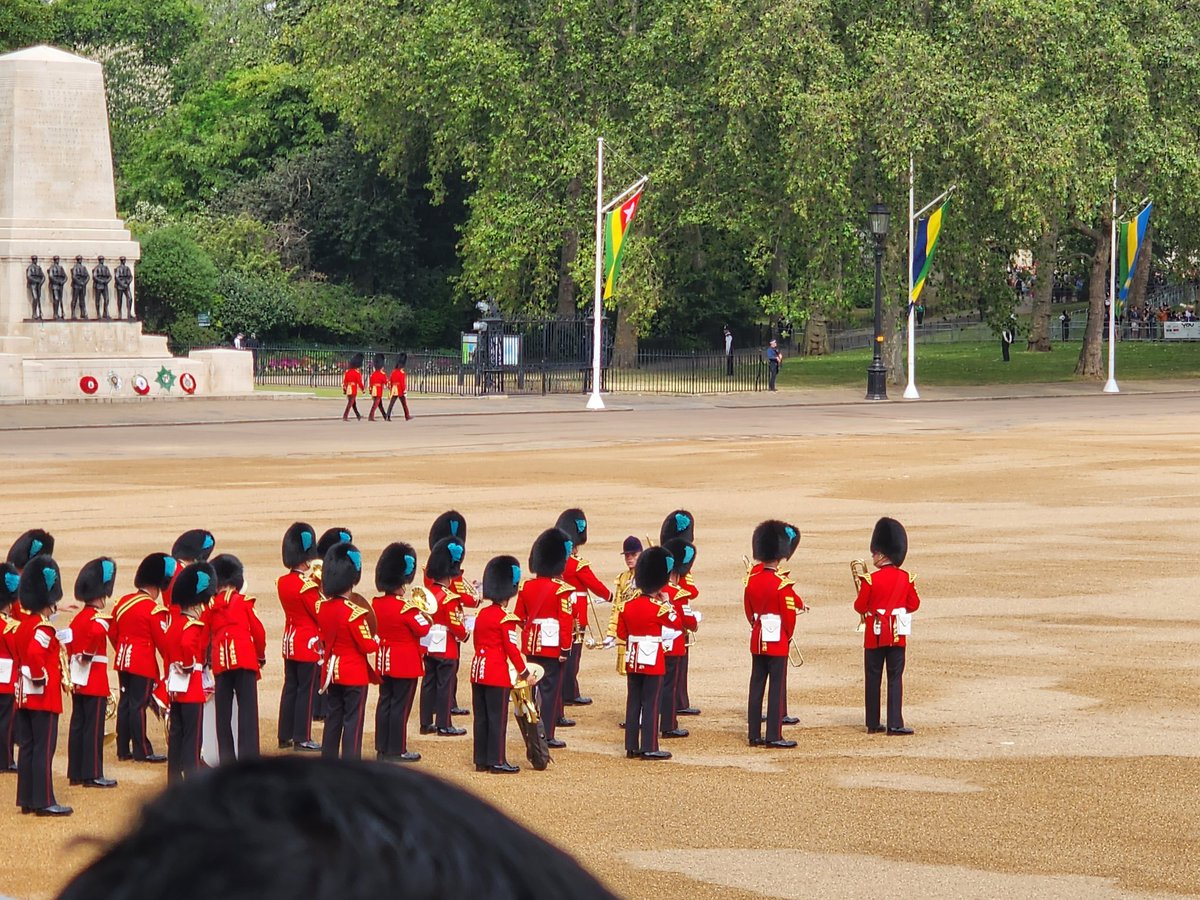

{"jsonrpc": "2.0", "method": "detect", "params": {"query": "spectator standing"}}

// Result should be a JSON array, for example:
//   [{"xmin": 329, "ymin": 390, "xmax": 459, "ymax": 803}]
[
  {"xmin": 765, "ymin": 339, "xmax": 781, "ymax": 391},
  {"xmin": 724, "ymin": 326, "xmax": 734, "ymax": 377}
]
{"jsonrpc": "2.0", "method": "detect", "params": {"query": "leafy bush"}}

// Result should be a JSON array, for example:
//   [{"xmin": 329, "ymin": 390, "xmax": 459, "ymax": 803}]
[
  {"xmin": 137, "ymin": 224, "xmax": 218, "ymax": 332},
  {"xmin": 212, "ymin": 270, "xmax": 295, "ymax": 340}
]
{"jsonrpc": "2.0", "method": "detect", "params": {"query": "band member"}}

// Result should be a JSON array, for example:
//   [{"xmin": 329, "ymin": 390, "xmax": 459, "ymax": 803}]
[
  {"xmin": 277, "ymin": 522, "xmax": 323, "ymax": 752},
  {"xmin": 605, "ymin": 536, "xmax": 642, "ymax": 676},
  {"xmin": 342, "ymin": 352, "xmax": 365, "ymax": 421},
  {"xmin": 659, "ymin": 509, "xmax": 694, "ymax": 546},
  {"xmin": 745, "ymin": 520, "xmax": 803, "ymax": 749},
  {"xmin": 660, "ymin": 510, "xmax": 700, "ymax": 716},
  {"xmin": 66, "ymin": 557, "xmax": 118, "ymax": 788},
  {"xmin": 419, "ymin": 538, "xmax": 469, "ymax": 736},
  {"xmin": 208, "ymin": 554, "xmax": 266, "ymax": 762},
  {"xmin": 373, "ymin": 542, "xmax": 431, "ymax": 762},
  {"xmin": 318, "ymin": 542, "xmax": 379, "ymax": 760},
  {"xmin": 471, "ymin": 555, "xmax": 530, "ymax": 774},
  {"xmin": 659, "ymin": 539, "xmax": 699, "ymax": 739},
  {"xmin": 426, "ymin": 510, "xmax": 475, "ymax": 717},
  {"xmin": 513, "ymin": 529, "xmax": 574, "ymax": 749},
  {"xmin": 14, "ymin": 555, "xmax": 72, "ymax": 814},
  {"xmin": 555, "ymin": 509, "xmax": 611, "ymax": 714},
  {"xmin": 367, "ymin": 353, "xmax": 388, "ymax": 421},
  {"xmin": 109, "ymin": 553, "xmax": 176, "ymax": 763},
  {"xmin": 6, "ymin": 529, "xmax": 54, "ymax": 575},
  {"xmin": 311, "ymin": 527, "xmax": 354, "ymax": 724},
  {"xmin": 616, "ymin": 546, "xmax": 680, "ymax": 760},
  {"xmin": 0, "ymin": 563, "xmax": 20, "ymax": 772},
  {"xmin": 166, "ymin": 529, "xmax": 215, "ymax": 607},
  {"xmin": 777, "ymin": 524, "xmax": 801, "ymax": 727},
  {"xmin": 164, "ymin": 563, "xmax": 215, "ymax": 783},
  {"xmin": 386, "ymin": 352, "xmax": 412, "ymax": 421},
  {"xmin": 854, "ymin": 517, "xmax": 921, "ymax": 735}
]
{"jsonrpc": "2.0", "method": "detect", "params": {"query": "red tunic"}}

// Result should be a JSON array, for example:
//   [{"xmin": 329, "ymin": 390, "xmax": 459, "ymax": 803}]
[
  {"xmin": 163, "ymin": 616, "xmax": 209, "ymax": 704},
  {"xmin": 663, "ymin": 582, "xmax": 698, "ymax": 657},
  {"xmin": 424, "ymin": 585, "xmax": 468, "ymax": 661},
  {"xmin": 15, "ymin": 615, "xmax": 63, "ymax": 713},
  {"xmin": 110, "ymin": 591, "xmax": 171, "ymax": 679},
  {"xmin": 373, "ymin": 592, "xmax": 432, "ymax": 678},
  {"xmin": 470, "ymin": 603, "xmax": 526, "ymax": 687},
  {"xmin": 318, "ymin": 597, "xmax": 379, "ymax": 686},
  {"xmin": 743, "ymin": 564, "xmax": 804, "ymax": 657},
  {"xmin": 368, "ymin": 369, "xmax": 387, "ymax": 399},
  {"xmin": 64, "ymin": 607, "xmax": 111, "ymax": 697},
  {"xmin": 513, "ymin": 577, "xmax": 574, "ymax": 660},
  {"xmin": 562, "ymin": 554, "xmax": 611, "ymax": 632},
  {"xmin": 342, "ymin": 367, "xmax": 364, "ymax": 397},
  {"xmin": 422, "ymin": 572, "xmax": 477, "ymax": 609},
  {"xmin": 207, "ymin": 588, "xmax": 267, "ymax": 675},
  {"xmin": 388, "ymin": 368, "xmax": 407, "ymax": 396},
  {"xmin": 278, "ymin": 570, "xmax": 322, "ymax": 663},
  {"xmin": 0, "ymin": 611, "xmax": 19, "ymax": 697},
  {"xmin": 616, "ymin": 594, "xmax": 678, "ymax": 675},
  {"xmin": 853, "ymin": 565, "xmax": 921, "ymax": 649}
]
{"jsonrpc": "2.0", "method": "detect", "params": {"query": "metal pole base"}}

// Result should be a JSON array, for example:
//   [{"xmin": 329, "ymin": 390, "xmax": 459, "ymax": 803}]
[
  {"xmin": 586, "ymin": 391, "xmax": 606, "ymax": 409},
  {"xmin": 902, "ymin": 382, "xmax": 920, "ymax": 400},
  {"xmin": 866, "ymin": 363, "xmax": 888, "ymax": 401},
  {"xmin": 1102, "ymin": 378, "xmax": 1120, "ymax": 394}
]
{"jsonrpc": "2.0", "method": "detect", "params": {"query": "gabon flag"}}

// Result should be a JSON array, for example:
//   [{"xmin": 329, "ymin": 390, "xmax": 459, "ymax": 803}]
[
  {"xmin": 603, "ymin": 188, "xmax": 643, "ymax": 299},
  {"xmin": 911, "ymin": 198, "xmax": 949, "ymax": 305}
]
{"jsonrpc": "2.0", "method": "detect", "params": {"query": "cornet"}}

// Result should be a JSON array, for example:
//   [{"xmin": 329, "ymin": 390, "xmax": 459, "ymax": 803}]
[{"xmin": 851, "ymin": 559, "xmax": 868, "ymax": 632}]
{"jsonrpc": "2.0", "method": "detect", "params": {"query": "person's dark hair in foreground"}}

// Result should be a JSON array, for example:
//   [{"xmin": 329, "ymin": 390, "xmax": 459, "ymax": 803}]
[{"xmin": 58, "ymin": 756, "xmax": 616, "ymax": 900}]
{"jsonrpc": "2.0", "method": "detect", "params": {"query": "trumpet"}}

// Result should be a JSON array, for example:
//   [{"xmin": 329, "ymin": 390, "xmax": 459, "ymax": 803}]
[
  {"xmin": 851, "ymin": 558, "xmax": 868, "ymax": 632},
  {"xmin": 409, "ymin": 585, "xmax": 439, "ymax": 617}
]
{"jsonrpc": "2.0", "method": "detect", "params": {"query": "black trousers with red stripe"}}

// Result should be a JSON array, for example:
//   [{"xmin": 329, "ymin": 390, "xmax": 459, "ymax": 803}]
[
  {"xmin": 215, "ymin": 668, "xmax": 260, "ymax": 762},
  {"xmin": 563, "ymin": 640, "xmax": 584, "ymax": 702},
  {"xmin": 0, "ymin": 693, "xmax": 14, "ymax": 769},
  {"xmin": 376, "ymin": 676, "xmax": 417, "ymax": 756},
  {"xmin": 68, "ymin": 693, "xmax": 107, "ymax": 782},
  {"xmin": 658, "ymin": 656, "xmax": 681, "ymax": 733},
  {"xmin": 116, "ymin": 672, "xmax": 155, "ymax": 760},
  {"xmin": 322, "ymin": 684, "xmax": 366, "ymax": 760},
  {"xmin": 419, "ymin": 657, "xmax": 458, "ymax": 731},
  {"xmin": 278, "ymin": 659, "xmax": 318, "ymax": 744},
  {"xmin": 748, "ymin": 654, "xmax": 787, "ymax": 742},
  {"xmin": 676, "ymin": 651, "xmax": 691, "ymax": 709},
  {"xmin": 625, "ymin": 673, "xmax": 663, "ymax": 754},
  {"xmin": 471, "ymin": 682, "xmax": 511, "ymax": 767},
  {"xmin": 531, "ymin": 656, "xmax": 562, "ymax": 741},
  {"xmin": 167, "ymin": 701, "xmax": 203, "ymax": 784},
  {"xmin": 15, "ymin": 709, "xmax": 58, "ymax": 809}
]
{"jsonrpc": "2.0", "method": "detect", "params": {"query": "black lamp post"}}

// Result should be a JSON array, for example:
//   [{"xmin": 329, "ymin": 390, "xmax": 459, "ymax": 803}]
[{"xmin": 866, "ymin": 201, "xmax": 890, "ymax": 400}]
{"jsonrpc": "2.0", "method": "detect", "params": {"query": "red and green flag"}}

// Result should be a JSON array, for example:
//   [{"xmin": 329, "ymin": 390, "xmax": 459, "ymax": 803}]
[{"xmin": 603, "ymin": 188, "xmax": 643, "ymax": 299}]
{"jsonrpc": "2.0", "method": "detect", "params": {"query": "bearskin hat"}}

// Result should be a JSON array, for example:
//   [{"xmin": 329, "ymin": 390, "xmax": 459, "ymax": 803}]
[
  {"xmin": 74, "ymin": 557, "xmax": 117, "ymax": 602},
  {"xmin": 7, "ymin": 529, "xmax": 54, "ymax": 570},
  {"xmin": 376, "ymin": 542, "xmax": 418, "ymax": 593},
  {"xmin": 660, "ymin": 510, "xmax": 695, "ymax": 545},
  {"xmin": 322, "ymin": 542, "xmax": 363, "ymax": 597},
  {"xmin": 663, "ymin": 538, "xmax": 696, "ymax": 577},
  {"xmin": 0, "ymin": 562, "xmax": 19, "ymax": 607},
  {"xmin": 317, "ymin": 527, "xmax": 354, "ymax": 558},
  {"xmin": 427, "ymin": 537, "xmax": 465, "ymax": 582},
  {"xmin": 134, "ymin": 552, "xmax": 177, "ymax": 591},
  {"xmin": 211, "ymin": 554, "xmax": 245, "ymax": 591},
  {"xmin": 348, "ymin": 352, "xmax": 364, "ymax": 369},
  {"xmin": 752, "ymin": 520, "xmax": 799, "ymax": 563},
  {"xmin": 19, "ymin": 555, "xmax": 63, "ymax": 612},
  {"xmin": 172, "ymin": 562, "xmax": 216, "ymax": 610},
  {"xmin": 529, "ymin": 528, "xmax": 571, "ymax": 578},
  {"xmin": 483, "ymin": 555, "xmax": 522, "ymax": 604},
  {"xmin": 554, "ymin": 509, "xmax": 588, "ymax": 547},
  {"xmin": 172, "ymin": 529, "xmax": 215, "ymax": 563},
  {"xmin": 396, "ymin": 352, "xmax": 408, "ymax": 367},
  {"xmin": 870, "ymin": 517, "xmax": 908, "ymax": 566},
  {"xmin": 282, "ymin": 522, "xmax": 319, "ymax": 569},
  {"xmin": 634, "ymin": 546, "xmax": 673, "ymax": 595},
  {"xmin": 373, "ymin": 353, "xmax": 385, "ymax": 370},
  {"xmin": 428, "ymin": 510, "xmax": 467, "ymax": 550}
]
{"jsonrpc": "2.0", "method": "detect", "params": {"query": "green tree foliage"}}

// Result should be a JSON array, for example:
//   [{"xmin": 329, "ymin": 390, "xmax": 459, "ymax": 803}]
[
  {"xmin": 0, "ymin": 0, "xmax": 51, "ymax": 52},
  {"xmin": 136, "ymin": 224, "xmax": 219, "ymax": 332},
  {"xmin": 51, "ymin": 0, "xmax": 203, "ymax": 66}
]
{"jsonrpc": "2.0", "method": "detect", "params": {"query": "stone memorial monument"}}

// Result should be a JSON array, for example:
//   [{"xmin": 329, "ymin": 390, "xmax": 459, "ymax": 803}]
[{"xmin": 0, "ymin": 45, "xmax": 250, "ymax": 400}]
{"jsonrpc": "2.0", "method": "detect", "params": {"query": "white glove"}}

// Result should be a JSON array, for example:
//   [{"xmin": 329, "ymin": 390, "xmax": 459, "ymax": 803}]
[
  {"xmin": 693, "ymin": 611, "xmax": 703, "ymax": 624},
  {"xmin": 55, "ymin": 627, "xmax": 73, "ymax": 645},
  {"xmin": 464, "ymin": 616, "xmax": 477, "ymax": 635},
  {"xmin": 602, "ymin": 636, "xmax": 616, "ymax": 649}
]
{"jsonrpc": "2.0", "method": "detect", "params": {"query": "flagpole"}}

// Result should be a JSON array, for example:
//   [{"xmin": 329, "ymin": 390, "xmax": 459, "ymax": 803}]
[
  {"xmin": 587, "ymin": 137, "xmax": 606, "ymax": 410},
  {"xmin": 1104, "ymin": 175, "xmax": 1119, "ymax": 394},
  {"xmin": 903, "ymin": 154, "xmax": 919, "ymax": 399}
]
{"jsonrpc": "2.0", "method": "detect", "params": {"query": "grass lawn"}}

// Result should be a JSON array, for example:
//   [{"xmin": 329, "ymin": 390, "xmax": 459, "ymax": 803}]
[{"xmin": 777, "ymin": 340, "xmax": 1200, "ymax": 387}]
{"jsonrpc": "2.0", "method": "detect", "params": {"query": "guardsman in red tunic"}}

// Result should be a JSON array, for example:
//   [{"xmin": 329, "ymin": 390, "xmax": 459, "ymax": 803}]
[
  {"xmin": 554, "ymin": 508, "xmax": 611, "ymax": 715},
  {"xmin": 276, "ymin": 523, "xmax": 324, "ymax": 751},
  {"xmin": 165, "ymin": 529, "xmax": 215, "ymax": 608},
  {"xmin": 65, "ymin": 557, "xmax": 118, "ymax": 788},
  {"xmin": 854, "ymin": 517, "xmax": 921, "ymax": 736},
  {"xmin": 419, "ymin": 537, "xmax": 470, "ymax": 736},
  {"xmin": 341, "ymin": 352, "xmax": 365, "ymax": 421},
  {"xmin": 14, "ymin": 555, "xmax": 72, "ymax": 815},
  {"xmin": 385, "ymin": 352, "xmax": 412, "ymax": 421},
  {"xmin": 0, "ymin": 563, "xmax": 21, "ymax": 772},
  {"xmin": 372, "ymin": 542, "xmax": 432, "ymax": 762},
  {"xmin": 659, "ymin": 539, "xmax": 699, "ymax": 739},
  {"xmin": 745, "ymin": 520, "xmax": 804, "ymax": 748},
  {"xmin": 660, "ymin": 510, "xmax": 701, "ymax": 717},
  {"xmin": 163, "ymin": 563, "xmax": 215, "ymax": 783},
  {"xmin": 425, "ymin": 510, "xmax": 476, "ymax": 717},
  {"xmin": 110, "ymin": 552, "xmax": 176, "ymax": 763},
  {"xmin": 317, "ymin": 542, "xmax": 379, "ymax": 760},
  {"xmin": 308, "ymin": 526, "xmax": 354, "ymax": 727},
  {"xmin": 367, "ymin": 353, "xmax": 388, "ymax": 421},
  {"xmin": 208, "ymin": 554, "xmax": 266, "ymax": 761},
  {"xmin": 617, "ymin": 547, "xmax": 680, "ymax": 760},
  {"xmin": 513, "ymin": 528, "xmax": 574, "ymax": 749},
  {"xmin": 471, "ymin": 555, "xmax": 530, "ymax": 774}
]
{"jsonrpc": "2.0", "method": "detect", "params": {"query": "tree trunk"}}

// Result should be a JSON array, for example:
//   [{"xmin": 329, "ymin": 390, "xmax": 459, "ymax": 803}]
[
  {"xmin": 556, "ymin": 176, "xmax": 581, "ymax": 317},
  {"xmin": 1129, "ymin": 223, "xmax": 1153, "ymax": 311},
  {"xmin": 1027, "ymin": 224, "xmax": 1057, "ymax": 351},
  {"xmin": 1075, "ymin": 219, "xmax": 1111, "ymax": 377},
  {"xmin": 884, "ymin": 245, "xmax": 902, "ymax": 384},
  {"xmin": 612, "ymin": 295, "xmax": 638, "ymax": 367}
]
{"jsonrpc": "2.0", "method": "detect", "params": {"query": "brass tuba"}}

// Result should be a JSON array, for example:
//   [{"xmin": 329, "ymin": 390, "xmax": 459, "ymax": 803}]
[
  {"xmin": 851, "ymin": 559, "xmax": 868, "ymax": 632},
  {"xmin": 409, "ymin": 585, "xmax": 439, "ymax": 617}
]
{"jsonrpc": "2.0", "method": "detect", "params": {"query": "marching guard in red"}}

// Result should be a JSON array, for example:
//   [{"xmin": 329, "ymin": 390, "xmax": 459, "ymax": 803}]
[
  {"xmin": 318, "ymin": 542, "xmax": 379, "ymax": 760},
  {"xmin": 372, "ymin": 542, "xmax": 431, "ymax": 762},
  {"xmin": 616, "ymin": 546, "xmax": 680, "ymax": 760},
  {"xmin": 65, "ymin": 557, "xmax": 118, "ymax": 788},
  {"xmin": 745, "ymin": 520, "xmax": 804, "ymax": 749},
  {"xmin": 341, "ymin": 352, "xmax": 365, "ymax": 421},
  {"xmin": 554, "ymin": 509, "xmax": 611, "ymax": 713},
  {"xmin": 660, "ymin": 510, "xmax": 701, "ymax": 716},
  {"xmin": 109, "ymin": 552, "xmax": 176, "ymax": 763},
  {"xmin": 426, "ymin": 510, "xmax": 476, "ymax": 717},
  {"xmin": 470, "ymin": 555, "xmax": 530, "ymax": 774},
  {"xmin": 208, "ymin": 554, "xmax": 266, "ymax": 761},
  {"xmin": 418, "ymin": 537, "xmax": 469, "ymax": 736},
  {"xmin": 367, "ymin": 353, "xmax": 388, "ymax": 421},
  {"xmin": 659, "ymin": 539, "xmax": 699, "ymax": 739},
  {"xmin": 163, "ymin": 563, "xmax": 215, "ymax": 783},
  {"xmin": 386, "ymin": 352, "xmax": 412, "ymax": 421},
  {"xmin": 513, "ymin": 529, "xmax": 574, "ymax": 749},
  {"xmin": 854, "ymin": 517, "xmax": 921, "ymax": 735},
  {"xmin": 277, "ymin": 522, "xmax": 323, "ymax": 752},
  {"xmin": 0, "ymin": 563, "xmax": 21, "ymax": 773}
]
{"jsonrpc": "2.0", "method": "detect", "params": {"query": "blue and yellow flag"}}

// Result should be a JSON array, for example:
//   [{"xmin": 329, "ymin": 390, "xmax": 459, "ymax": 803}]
[
  {"xmin": 1117, "ymin": 201, "xmax": 1152, "ymax": 306},
  {"xmin": 911, "ymin": 199, "xmax": 949, "ymax": 305}
]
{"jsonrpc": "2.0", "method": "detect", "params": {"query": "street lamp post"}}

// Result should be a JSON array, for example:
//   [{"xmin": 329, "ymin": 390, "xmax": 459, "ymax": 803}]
[{"xmin": 866, "ymin": 201, "xmax": 890, "ymax": 401}]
